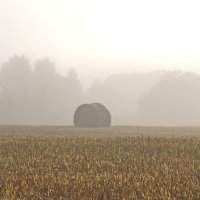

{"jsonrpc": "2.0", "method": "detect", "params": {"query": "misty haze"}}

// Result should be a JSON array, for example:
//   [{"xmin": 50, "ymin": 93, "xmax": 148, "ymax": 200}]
[
  {"xmin": 1, "ymin": 55, "xmax": 200, "ymax": 126},
  {"xmin": 2, "ymin": 1, "xmax": 200, "ymax": 199},
  {"xmin": 1, "ymin": 1, "xmax": 200, "ymax": 126},
  {"xmin": 1, "ymin": 0, "xmax": 200, "ymax": 127}
]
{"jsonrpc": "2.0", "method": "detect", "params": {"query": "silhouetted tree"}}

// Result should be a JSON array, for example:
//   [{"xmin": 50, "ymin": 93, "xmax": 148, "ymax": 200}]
[
  {"xmin": 31, "ymin": 59, "xmax": 82, "ymax": 124},
  {"xmin": 0, "ymin": 55, "xmax": 32, "ymax": 123},
  {"xmin": 66, "ymin": 68, "xmax": 82, "ymax": 96},
  {"xmin": 0, "ymin": 55, "xmax": 31, "ymax": 92},
  {"xmin": 139, "ymin": 71, "xmax": 200, "ymax": 126},
  {"xmin": 0, "ymin": 56, "xmax": 83, "ymax": 125},
  {"xmin": 84, "ymin": 72, "xmax": 163, "ymax": 125}
]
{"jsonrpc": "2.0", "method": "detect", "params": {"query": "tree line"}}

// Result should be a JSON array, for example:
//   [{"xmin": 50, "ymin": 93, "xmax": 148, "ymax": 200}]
[
  {"xmin": 1, "ymin": 55, "xmax": 200, "ymax": 126},
  {"xmin": 0, "ymin": 55, "xmax": 81, "ymax": 124}
]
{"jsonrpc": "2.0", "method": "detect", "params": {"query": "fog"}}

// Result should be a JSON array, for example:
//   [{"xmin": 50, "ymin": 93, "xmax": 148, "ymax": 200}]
[
  {"xmin": 1, "ymin": 1, "xmax": 200, "ymax": 125},
  {"xmin": 1, "ymin": 55, "xmax": 200, "ymax": 126},
  {"xmin": 1, "ymin": 0, "xmax": 200, "ymax": 86}
]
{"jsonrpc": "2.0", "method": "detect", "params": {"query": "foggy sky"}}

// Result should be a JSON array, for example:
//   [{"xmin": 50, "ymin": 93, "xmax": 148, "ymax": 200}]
[{"xmin": 1, "ymin": 0, "xmax": 200, "ymax": 88}]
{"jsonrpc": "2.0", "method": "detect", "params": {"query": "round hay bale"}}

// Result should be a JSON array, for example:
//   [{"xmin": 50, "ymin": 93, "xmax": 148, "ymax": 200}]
[
  {"xmin": 74, "ymin": 103, "xmax": 111, "ymax": 127},
  {"xmin": 91, "ymin": 103, "xmax": 111, "ymax": 127}
]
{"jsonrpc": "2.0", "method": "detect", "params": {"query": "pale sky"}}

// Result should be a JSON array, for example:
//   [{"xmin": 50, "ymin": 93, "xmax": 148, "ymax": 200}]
[{"xmin": 1, "ymin": 0, "xmax": 200, "ymax": 88}]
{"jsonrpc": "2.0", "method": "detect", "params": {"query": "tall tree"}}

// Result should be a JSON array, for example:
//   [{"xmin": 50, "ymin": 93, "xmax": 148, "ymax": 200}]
[{"xmin": 0, "ymin": 55, "xmax": 32, "ymax": 123}]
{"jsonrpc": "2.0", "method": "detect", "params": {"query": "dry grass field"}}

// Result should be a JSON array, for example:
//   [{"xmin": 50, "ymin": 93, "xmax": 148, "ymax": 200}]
[{"xmin": 0, "ymin": 126, "xmax": 200, "ymax": 199}]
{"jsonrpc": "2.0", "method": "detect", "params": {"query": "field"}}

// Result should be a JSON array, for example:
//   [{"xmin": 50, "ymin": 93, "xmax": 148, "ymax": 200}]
[{"xmin": 0, "ymin": 126, "xmax": 200, "ymax": 199}]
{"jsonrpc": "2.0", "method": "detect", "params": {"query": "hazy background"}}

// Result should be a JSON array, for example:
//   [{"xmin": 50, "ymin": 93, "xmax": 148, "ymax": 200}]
[{"xmin": 1, "ymin": 0, "xmax": 200, "ymax": 126}]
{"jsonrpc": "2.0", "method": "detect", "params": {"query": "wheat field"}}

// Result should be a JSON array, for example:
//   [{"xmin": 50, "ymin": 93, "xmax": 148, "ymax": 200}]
[{"xmin": 0, "ymin": 126, "xmax": 200, "ymax": 199}]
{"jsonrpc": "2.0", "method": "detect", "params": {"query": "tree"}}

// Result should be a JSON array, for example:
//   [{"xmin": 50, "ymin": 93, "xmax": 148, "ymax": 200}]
[
  {"xmin": 0, "ymin": 55, "xmax": 31, "ymax": 92},
  {"xmin": 139, "ymin": 71, "xmax": 200, "ymax": 126},
  {"xmin": 0, "ymin": 55, "xmax": 32, "ymax": 123},
  {"xmin": 0, "ymin": 56, "xmax": 83, "ymax": 125}
]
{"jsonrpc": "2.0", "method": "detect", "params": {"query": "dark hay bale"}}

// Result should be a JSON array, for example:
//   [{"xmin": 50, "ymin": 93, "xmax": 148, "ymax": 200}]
[
  {"xmin": 91, "ymin": 103, "xmax": 111, "ymax": 127},
  {"xmin": 74, "ymin": 103, "xmax": 111, "ymax": 127}
]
